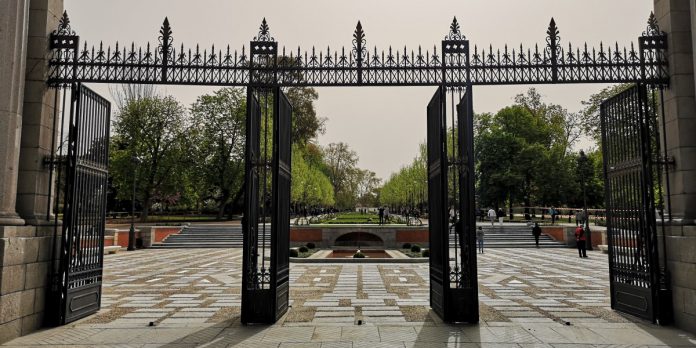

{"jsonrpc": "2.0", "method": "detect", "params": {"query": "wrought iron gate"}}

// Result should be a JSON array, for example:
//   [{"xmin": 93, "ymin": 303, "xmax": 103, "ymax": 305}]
[
  {"xmin": 427, "ymin": 86, "xmax": 478, "ymax": 323},
  {"xmin": 46, "ymin": 11, "xmax": 672, "ymax": 327},
  {"xmin": 271, "ymin": 88, "xmax": 292, "ymax": 321},
  {"xmin": 427, "ymin": 86, "xmax": 447, "ymax": 319},
  {"xmin": 600, "ymin": 84, "xmax": 671, "ymax": 324},
  {"xmin": 455, "ymin": 86, "xmax": 479, "ymax": 323},
  {"xmin": 49, "ymin": 84, "xmax": 111, "ymax": 325},
  {"xmin": 242, "ymin": 85, "xmax": 292, "ymax": 324}
]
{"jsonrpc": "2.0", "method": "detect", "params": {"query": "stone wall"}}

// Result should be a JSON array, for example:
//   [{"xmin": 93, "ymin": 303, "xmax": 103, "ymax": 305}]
[
  {"xmin": 663, "ymin": 224, "xmax": 696, "ymax": 331},
  {"xmin": 653, "ymin": 0, "xmax": 696, "ymax": 334},
  {"xmin": 0, "ymin": 0, "xmax": 29, "ymax": 226},
  {"xmin": 289, "ymin": 226, "xmax": 429, "ymax": 249},
  {"xmin": 16, "ymin": 0, "xmax": 64, "ymax": 225},
  {"xmin": 0, "ymin": 226, "xmax": 56, "ymax": 343}
]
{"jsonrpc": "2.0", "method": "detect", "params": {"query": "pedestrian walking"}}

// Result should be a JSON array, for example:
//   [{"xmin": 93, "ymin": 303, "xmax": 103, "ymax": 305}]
[
  {"xmin": 487, "ymin": 208, "xmax": 496, "ymax": 226},
  {"xmin": 575, "ymin": 225, "xmax": 588, "ymax": 258},
  {"xmin": 378, "ymin": 207, "xmax": 385, "ymax": 225},
  {"xmin": 532, "ymin": 222, "xmax": 542, "ymax": 248},
  {"xmin": 550, "ymin": 207, "xmax": 557, "ymax": 224},
  {"xmin": 476, "ymin": 226, "xmax": 485, "ymax": 253}
]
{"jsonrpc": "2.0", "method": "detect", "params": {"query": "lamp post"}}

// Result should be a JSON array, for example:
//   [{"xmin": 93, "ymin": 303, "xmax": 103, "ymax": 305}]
[
  {"xmin": 127, "ymin": 155, "xmax": 140, "ymax": 251},
  {"xmin": 578, "ymin": 151, "xmax": 592, "ymax": 250}
]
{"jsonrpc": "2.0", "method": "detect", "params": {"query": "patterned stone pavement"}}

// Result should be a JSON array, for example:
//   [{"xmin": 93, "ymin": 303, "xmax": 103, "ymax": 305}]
[{"xmin": 4, "ymin": 248, "xmax": 696, "ymax": 347}]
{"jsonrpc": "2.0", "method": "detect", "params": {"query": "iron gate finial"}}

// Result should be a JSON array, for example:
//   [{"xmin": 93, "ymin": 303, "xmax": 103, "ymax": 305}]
[
  {"xmin": 255, "ymin": 18, "xmax": 275, "ymax": 42},
  {"xmin": 353, "ymin": 21, "xmax": 366, "ymax": 61},
  {"xmin": 158, "ymin": 17, "xmax": 173, "ymax": 58},
  {"xmin": 445, "ymin": 17, "xmax": 464, "ymax": 41},
  {"xmin": 644, "ymin": 12, "xmax": 662, "ymax": 36},
  {"xmin": 54, "ymin": 11, "xmax": 75, "ymax": 36}
]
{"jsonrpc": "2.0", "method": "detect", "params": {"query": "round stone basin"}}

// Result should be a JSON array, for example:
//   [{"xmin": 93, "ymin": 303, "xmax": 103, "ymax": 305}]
[{"xmin": 327, "ymin": 250, "xmax": 391, "ymax": 258}]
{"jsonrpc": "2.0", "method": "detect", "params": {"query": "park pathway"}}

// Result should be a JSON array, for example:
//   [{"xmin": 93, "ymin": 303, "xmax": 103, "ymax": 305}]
[{"xmin": 3, "ymin": 248, "xmax": 695, "ymax": 347}]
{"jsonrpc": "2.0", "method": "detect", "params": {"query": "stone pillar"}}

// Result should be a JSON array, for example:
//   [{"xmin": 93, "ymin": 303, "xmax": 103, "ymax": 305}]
[
  {"xmin": 654, "ymin": 0, "xmax": 696, "ymax": 222},
  {"xmin": 654, "ymin": 0, "xmax": 696, "ymax": 334},
  {"xmin": 0, "ymin": 0, "xmax": 30, "ymax": 226},
  {"xmin": 692, "ymin": 0, "xmax": 696, "ymax": 92},
  {"xmin": 16, "ymin": 0, "xmax": 64, "ymax": 225}
]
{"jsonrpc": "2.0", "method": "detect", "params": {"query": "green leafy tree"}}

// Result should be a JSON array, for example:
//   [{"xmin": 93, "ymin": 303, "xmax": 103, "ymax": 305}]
[
  {"xmin": 580, "ymin": 84, "xmax": 633, "ymax": 141},
  {"xmin": 110, "ymin": 96, "xmax": 190, "ymax": 221},
  {"xmin": 189, "ymin": 88, "xmax": 247, "ymax": 219},
  {"xmin": 356, "ymin": 170, "xmax": 381, "ymax": 207},
  {"xmin": 323, "ymin": 142, "xmax": 360, "ymax": 209},
  {"xmin": 476, "ymin": 89, "xmax": 591, "ymax": 212},
  {"xmin": 291, "ymin": 145, "xmax": 335, "ymax": 207},
  {"xmin": 286, "ymin": 87, "xmax": 326, "ymax": 145},
  {"xmin": 380, "ymin": 144, "xmax": 427, "ymax": 209}
]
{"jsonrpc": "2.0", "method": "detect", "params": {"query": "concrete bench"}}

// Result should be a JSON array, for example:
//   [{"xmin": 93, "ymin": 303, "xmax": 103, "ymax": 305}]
[{"xmin": 597, "ymin": 244, "xmax": 609, "ymax": 254}]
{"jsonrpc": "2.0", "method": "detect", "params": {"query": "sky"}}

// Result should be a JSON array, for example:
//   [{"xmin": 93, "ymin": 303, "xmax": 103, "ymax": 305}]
[{"xmin": 64, "ymin": 0, "xmax": 654, "ymax": 180}]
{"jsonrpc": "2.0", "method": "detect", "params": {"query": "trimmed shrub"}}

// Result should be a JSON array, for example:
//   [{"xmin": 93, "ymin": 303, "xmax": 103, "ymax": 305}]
[
  {"xmin": 353, "ymin": 251, "xmax": 366, "ymax": 258},
  {"xmin": 289, "ymin": 249, "xmax": 299, "ymax": 257},
  {"xmin": 299, "ymin": 246, "xmax": 309, "ymax": 253},
  {"xmin": 421, "ymin": 249, "xmax": 430, "ymax": 257},
  {"xmin": 402, "ymin": 243, "xmax": 412, "ymax": 249},
  {"xmin": 410, "ymin": 244, "xmax": 421, "ymax": 252},
  {"xmin": 306, "ymin": 242, "xmax": 316, "ymax": 249}
]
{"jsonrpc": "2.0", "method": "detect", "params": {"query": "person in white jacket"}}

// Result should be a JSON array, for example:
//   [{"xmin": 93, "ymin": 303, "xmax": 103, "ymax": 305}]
[{"xmin": 487, "ymin": 208, "xmax": 497, "ymax": 226}]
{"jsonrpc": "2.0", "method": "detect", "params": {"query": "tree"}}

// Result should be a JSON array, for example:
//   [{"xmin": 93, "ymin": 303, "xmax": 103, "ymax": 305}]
[
  {"xmin": 380, "ymin": 144, "xmax": 427, "ymax": 209},
  {"xmin": 291, "ymin": 145, "xmax": 335, "ymax": 207},
  {"xmin": 476, "ymin": 89, "xmax": 587, "ymax": 212},
  {"xmin": 580, "ymin": 84, "xmax": 633, "ymax": 141},
  {"xmin": 110, "ymin": 96, "xmax": 190, "ymax": 221},
  {"xmin": 285, "ymin": 87, "xmax": 326, "ymax": 145},
  {"xmin": 323, "ymin": 142, "xmax": 359, "ymax": 208},
  {"xmin": 356, "ymin": 170, "xmax": 381, "ymax": 207},
  {"xmin": 190, "ymin": 88, "xmax": 247, "ymax": 219}
]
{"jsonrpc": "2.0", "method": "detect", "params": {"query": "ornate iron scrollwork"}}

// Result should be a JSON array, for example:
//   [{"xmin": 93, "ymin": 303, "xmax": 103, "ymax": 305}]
[
  {"xmin": 643, "ymin": 12, "xmax": 663, "ymax": 36},
  {"xmin": 47, "ymin": 12, "xmax": 668, "ymax": 87},
  {"xmin": 254, "ymin": 18, "xmax": 275, "ymax": 42},
  {"xmin": 444, "ymin": 17, "xmax": 465, "ymax": 41},
  {"xmin": 54, "ymin": 11, "xmax": 75, "ymax": 36}
]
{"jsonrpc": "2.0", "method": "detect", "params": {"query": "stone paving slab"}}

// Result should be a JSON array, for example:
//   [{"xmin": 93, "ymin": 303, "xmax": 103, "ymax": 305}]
[{"xmin": 2, "ymin": 248, "xmax": 695, "ymax": 347}]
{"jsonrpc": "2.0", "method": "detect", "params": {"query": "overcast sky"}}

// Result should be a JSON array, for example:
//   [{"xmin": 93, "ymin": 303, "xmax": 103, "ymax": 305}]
[{"xmin": 65, "ymin": 0, "xmax": 653, "ymax": 180}]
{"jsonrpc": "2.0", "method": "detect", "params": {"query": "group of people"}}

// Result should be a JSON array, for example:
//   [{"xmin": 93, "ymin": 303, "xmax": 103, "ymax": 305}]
[{"xmin": 475, "ymin": 221, "xmax": 589, "ymax": 257}]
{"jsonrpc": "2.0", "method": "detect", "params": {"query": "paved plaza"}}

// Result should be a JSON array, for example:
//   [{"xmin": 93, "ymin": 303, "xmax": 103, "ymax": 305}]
[{"xmin": 3, "ymin": 248, "xmax": 695, "ymax": 347}]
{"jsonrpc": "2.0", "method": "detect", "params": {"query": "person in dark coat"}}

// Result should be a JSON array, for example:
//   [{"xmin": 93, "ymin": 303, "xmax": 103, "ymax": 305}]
[
  {"xmin": 378, "ymin": 207, "xmax": 385, "ymax": 225},
  {"xmin": 532, "ymin": 222, "xmax": 542, "ymax": 248}
]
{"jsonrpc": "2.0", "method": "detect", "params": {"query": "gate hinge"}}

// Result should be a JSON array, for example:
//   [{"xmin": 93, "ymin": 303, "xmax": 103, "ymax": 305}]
[
  {"xmin": 655, "ymin": 155, "xmax": 675, "ymax": 167},
  {"xmin": 43, "ymin": 155, "xmax": 67, "ymax": 168}
]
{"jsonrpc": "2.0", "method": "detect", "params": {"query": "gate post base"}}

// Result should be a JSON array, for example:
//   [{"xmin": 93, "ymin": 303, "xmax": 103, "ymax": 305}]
[
  {"xmin": 241, "ymin": 289, "xmax": 276, "ymax": 325},
  {"xmin": 656, "ymin": 288, "xmax": 673, "ymax": 326},
  {"xmin": 444, "ymin": 288, "xmax": 479, "ymax": 323},
  {"xmin": 241, "ymin": 282, "xmax": 289, "ymax": 325}
]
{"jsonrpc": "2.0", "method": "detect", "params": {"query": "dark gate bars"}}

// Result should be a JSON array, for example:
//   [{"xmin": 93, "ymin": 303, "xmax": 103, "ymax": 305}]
[
  {"xmin": 47, "ymin": 84, "xmax": 111, "ymax": 325},
  {"xmin": 600, "ymin": 84, "xmax": 671, "ymax": 324},
  {"xmin": 241, "ymin": 21, "xmax": 293, "ymax": 323}
]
